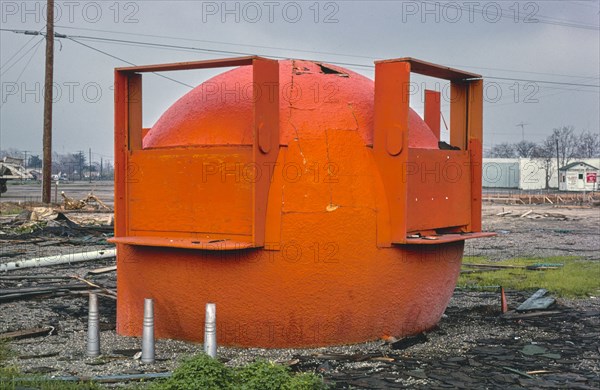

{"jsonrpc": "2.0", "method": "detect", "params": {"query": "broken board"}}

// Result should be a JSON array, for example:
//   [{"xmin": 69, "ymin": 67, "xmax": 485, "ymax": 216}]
[{"xmin": 517, "ymin": 289, "xmax": 556, "ymax": 311}]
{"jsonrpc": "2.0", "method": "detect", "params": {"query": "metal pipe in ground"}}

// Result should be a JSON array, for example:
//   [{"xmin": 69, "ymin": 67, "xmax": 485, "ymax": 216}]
[
  {"xmin": 204, "ymin": 303, "xmax": 216, "ymax": 357},
  {"xmin": 0, "ymin": 249, "xmax": 116, "ymax": 272},
  {"xmin": 87, "ymin": 293, "xmax": 100, "ymax": 357},
  {"xmin": 141, "ymin": 298, "xmax": 155, "ymax": 363}
]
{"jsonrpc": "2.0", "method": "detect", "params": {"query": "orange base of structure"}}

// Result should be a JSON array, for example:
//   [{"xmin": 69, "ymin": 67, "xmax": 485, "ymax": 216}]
[{"xmin": 116, "ymin": 241, "xmax": 463, "ymax": 348}]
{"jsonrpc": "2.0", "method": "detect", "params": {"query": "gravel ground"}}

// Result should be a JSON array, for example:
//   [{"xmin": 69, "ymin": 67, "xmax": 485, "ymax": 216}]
[
  {"xmin": 1, "ymin": 203, "xmax": 599, "ymax": 389},
  {"xmin": 465, "ymin": 203, "xmax": 600, "ymax": 261}
]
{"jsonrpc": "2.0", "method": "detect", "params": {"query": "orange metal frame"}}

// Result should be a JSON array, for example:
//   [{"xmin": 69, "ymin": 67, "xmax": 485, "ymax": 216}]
[
  {"xmin": 111, "ymin": 56, "xmax": 491, "ymax": 250},
  {"xmin": 373, "ymin": 58, "xmax": 486, "ymax": 245},
  {"xmin": 112, "ymin": 56, "xmax": 279, "ymax": 250}
]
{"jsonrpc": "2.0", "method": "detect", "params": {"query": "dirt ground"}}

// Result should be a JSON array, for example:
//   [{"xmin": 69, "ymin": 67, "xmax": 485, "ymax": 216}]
[{"xmin": 0, "ymin": 199, "xmax": 599, "ymax": 389}]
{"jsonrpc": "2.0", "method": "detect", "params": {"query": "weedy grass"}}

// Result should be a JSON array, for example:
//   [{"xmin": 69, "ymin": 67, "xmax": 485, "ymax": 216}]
[
  {"xmin": 149, "ymin": 354, "xmax": 327, "ymax": 390},
  {"xmin": 458, "ymin": 256, "xmax": 600, "ymax": 298},
  {"xmin": 0, "ymin": 339, "xmax": 101, "ymax": 389},
  {"xmin": 0, "ymin": 202, "xmax": 24, "ymax": 215},
  {"xmin": 1, "ymin": 347, "xmax": 326, "ymax": 389}
]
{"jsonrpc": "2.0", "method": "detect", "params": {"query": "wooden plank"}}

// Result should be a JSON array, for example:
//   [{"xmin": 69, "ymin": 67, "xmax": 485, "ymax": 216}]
[
  {"xmin": 0, "ymin": 327, "xmax": 54, "ymax": 340},
  {"xmin": 503, "ymin": 310, "xmax": 561, "ymax": 319},
  {"xmin": 87, "ymin": 265, "xmax": 117, "ymax": 275},
  {"xmin": 520, "ymin": 210, "xmax": 533, "ymax": 218},
  {"xmin": 502, "ymin": 366, "xmax": 535, "ymax": 379},
  {"xmin": 463, "ymin": 263, "xmax": 525, "ymax": 269}
]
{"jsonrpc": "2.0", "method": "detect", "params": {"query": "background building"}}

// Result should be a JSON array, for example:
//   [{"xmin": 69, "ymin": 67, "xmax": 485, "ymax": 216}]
[
  {"xmin": 482, "ymin": 158, "xmax": 600, "ymax": 190},
  {"xmin": 559, "ymin": 162, "xmax": 598, "ymax": 192}
]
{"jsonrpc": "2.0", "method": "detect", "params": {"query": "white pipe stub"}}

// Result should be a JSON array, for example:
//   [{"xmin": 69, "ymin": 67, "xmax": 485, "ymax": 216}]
[
  {"xmin": 141, "ymin": 298, "xmax": 155, "ymax": 364},
  {"xmin": 87, "ymin": 293, "xmax": 100, "ymax": 357},
  {"xmin": 204, "ymin": 303, "xmax": 217, "ymax": 358}
]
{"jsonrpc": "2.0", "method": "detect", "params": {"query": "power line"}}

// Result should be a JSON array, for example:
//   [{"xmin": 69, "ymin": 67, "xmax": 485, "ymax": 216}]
[
  {"xmin": 66, "ymin": 38, "xmax": 195, "ymax": 89},
  {"xmin": 55, "ymin": 24, "xmax": 376, "ymax": 61},
  {"xmin": 484, "ymin": 76, "xmax": 599, "ymax": 88},
  {"xmin": 64, "ymin": 33, "xmax": 600, "ymax": 88},
  {"xmin": 448, "ymin": 64, "xmax": 599, "ymax": 80},
  {"xmin": 3, "ymin": 27, "xmax": 599, "ymax": 88},
  {"xmin": 421, "ymin": 1, "xmax": 600, "ymax": 30},
  {"xmin": 0, "ymin": 28, "xmax": 43, "ymax": 70},
  {"xmin": 14, "ymin": 37, "xmax": 43, "ymax": 83},
  {"xmin": 0, "ymin": 37, "xmax": 45, "ymax": 77},
  {"xmin": 55, "ymin": 25, "xmax": 600, "ymax": 81},
  {"xmin": 2, "ymin": 28, "xmax": 599, "ymax": 94},
  {"xmin": 571, "ymin": 1, "xmax": 599, "ymax": 9}
]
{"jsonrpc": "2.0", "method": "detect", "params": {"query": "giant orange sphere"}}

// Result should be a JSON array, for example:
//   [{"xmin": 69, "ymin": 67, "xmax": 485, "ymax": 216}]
[{"xmin": 115, "ymin": 60, "xmax": 465, "ymax": 347}]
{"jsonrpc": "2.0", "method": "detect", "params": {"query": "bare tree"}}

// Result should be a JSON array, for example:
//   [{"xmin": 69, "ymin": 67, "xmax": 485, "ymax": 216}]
[
  {"xmin": 548, "ymin": 126, "xmax": 578, "ymax": 167},
  {"xmin": 514, "ymin": 140, "xmax": 537, "ymax": 158},
  {"xmin": 488, "ymin": 142, "xmax": 516, "ymax": 158},
  {"xmin": 576, "ymin": 130, "xmax": 600, "ymax": 158},
  {"xmin": 532, "ymin": 142, "xmax": 555, "ymax": 189}
]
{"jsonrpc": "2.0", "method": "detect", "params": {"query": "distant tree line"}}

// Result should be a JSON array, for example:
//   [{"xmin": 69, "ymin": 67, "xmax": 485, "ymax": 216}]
[
  {"xmin": 487, "ymin": 127, "xmax": 599, "ymax": 161},
  {"xmin": 486, "ymin": 126, "xmax": 599, "ymax": 189},
  {"xmin": 0, "ymin": 148, "xmax": 114, "ymax": 180}
]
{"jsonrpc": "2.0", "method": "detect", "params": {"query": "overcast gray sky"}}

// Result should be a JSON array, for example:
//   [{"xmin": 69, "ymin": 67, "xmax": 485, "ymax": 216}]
[{"xmin": 1, "ymin": 0, "xmax": 598, "ymax": 162}]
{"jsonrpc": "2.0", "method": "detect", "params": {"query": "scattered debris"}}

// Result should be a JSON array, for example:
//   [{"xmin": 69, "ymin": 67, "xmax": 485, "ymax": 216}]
[
  {"xmin": 500, "ymin": 286, "xmax": 508, "ymax": 313},
  {"xmin": 520, "ymin": 210, "xmax": 533, "ymax": 218},
  {"xmin": 70, "ymin": 275, "xmax": 117, "ymax": 297},
  {"xmin": 525, "ymin": 263, "xmax": 564, "ymax": 271},
  {"xmin": 87, "ymin": 265, "xmax": 117, "ymax": 275},
  {"xmin": 521, "ymin": 344, "xmax": 547, "ymax": 356},
  {"xmin": 18, "ymin": 352, "xmax": 60, "ymax": 360},
  {"xmin": 390, "ymin": 333, "xmax": 428, "ymax": 350},
  {"xmin": 0, "ymin": 248, "xmax": 116, "ymax": 272},
  {"xmin": 463, "ymin": 263, "xmax": 525, "ymax": 270},
  {"xmin": 484, "ymin": 192, "xmax": 599, "ymax": 205},
  {"xmin": 493, "ymin": 209, "xmax": 581, "ymax": 221},
  {"xmin": 503, "ymin": 310, "xmax": 562, "ymax": 319},
  {"xmin": 0, "ymin": 326, "xmax": 54, "ymax": 341},
  {"xmin": 61, "ymin": 191, "xmax": 112, "ymax": 211},
  {"xmin": 502, "ymin": 366, "xmax": 535, "ymax": 379},
  {"xmin": 516, "ymin": 289, "xmax": 556, "ymax": 312}
]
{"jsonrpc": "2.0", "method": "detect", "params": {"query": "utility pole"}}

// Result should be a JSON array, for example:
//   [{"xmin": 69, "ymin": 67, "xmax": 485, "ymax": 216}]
[
  {"xmin": 22, "ymin": 150, "xmax": 29, "ymax": 184},
  {"xmin": 556, "ymin": 138, "xmax": 560, "ymax": 189},
  {"xmin": 516, "ymin": 122, "xmax": 528, "ymax": 142},
  {"xmin": 89, "ymin": 148, "xmax": 92, "ymax": 183},
  {"xmin": 79, "ymin": 151, "xmax": 84, "ymax": 181},
  {"xmin": 42, "ymin": 0, "xmax": 55, "ymax": 203}
]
